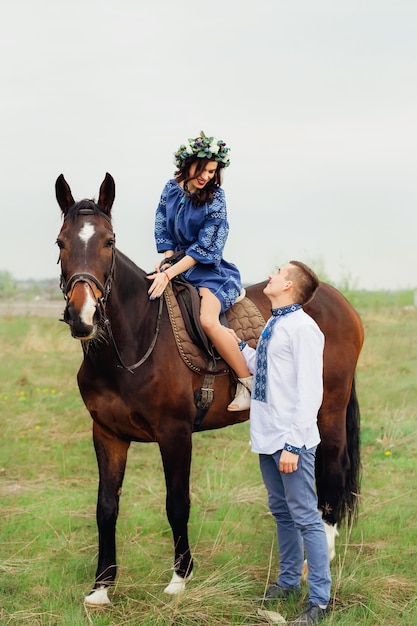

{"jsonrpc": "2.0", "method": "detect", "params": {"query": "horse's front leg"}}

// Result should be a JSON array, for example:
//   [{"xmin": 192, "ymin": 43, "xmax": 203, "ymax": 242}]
[
  {"xmin": 84, "ymin": 421, "xmax": 130, "ymax": 606},
  {"xmin": 159, "ymin": 430, "xmax": 193, "ymax": 595}
]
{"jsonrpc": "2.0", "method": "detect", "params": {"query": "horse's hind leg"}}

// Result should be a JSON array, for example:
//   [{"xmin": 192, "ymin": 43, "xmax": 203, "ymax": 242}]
[
  {"xmin": 84, "ymin": 422, "xmax": 130, "ymax": 606},
  {"xmin": 315, "ymin": 405, "xmax": 352, "ymax": 563},
  {"xmin": 317, "ymin": 380, "xmax": 361, "ymax": 537},
  {"xmin": 159, "ymin": 431, "xmax": 193, "ymax": 594}
]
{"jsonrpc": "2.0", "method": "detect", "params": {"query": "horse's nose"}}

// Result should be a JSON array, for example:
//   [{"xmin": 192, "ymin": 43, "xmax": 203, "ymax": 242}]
[
  {"xmin": 64, "ymin": 302, "xmax": 97, "ymax": 340},
  {"xmin": 71, "ymin": 324, "xmax": 95, "ymax": 340}
]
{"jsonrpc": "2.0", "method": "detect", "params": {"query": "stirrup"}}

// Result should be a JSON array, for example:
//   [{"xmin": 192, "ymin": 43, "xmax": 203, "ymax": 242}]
[{"xmin": 227, "ymin": 375, "xmax": 253, "ymax": 411}]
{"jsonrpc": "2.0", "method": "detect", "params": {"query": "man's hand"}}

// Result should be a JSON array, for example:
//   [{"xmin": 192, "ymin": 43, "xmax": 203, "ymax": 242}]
[
  {"xmin": 226, "ymin": 328, "xmax": 240, "ymax": 343},
  {"xmin": 279, "ymin": 449, "xmax": 299, "ymax": 473}
]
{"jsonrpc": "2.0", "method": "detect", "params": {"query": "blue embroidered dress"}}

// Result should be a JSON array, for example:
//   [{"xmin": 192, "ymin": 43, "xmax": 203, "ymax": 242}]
[{"xmin": 154, "ymin": 179, "xmax": 242, "ymax": 313}]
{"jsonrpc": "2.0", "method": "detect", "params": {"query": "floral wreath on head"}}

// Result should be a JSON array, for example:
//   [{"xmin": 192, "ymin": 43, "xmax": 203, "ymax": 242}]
[{"xmin": 173, "ymin": 130, "xmax": 231, "ymax": 169}]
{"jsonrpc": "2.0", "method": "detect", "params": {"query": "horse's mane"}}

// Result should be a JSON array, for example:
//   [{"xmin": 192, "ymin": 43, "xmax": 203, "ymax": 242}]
[
  {"xmin": 116, "ymin": 249, "xmax": 145, "ymax": 277},
  {"xmin": 65, "ymin": 199, "xmax": 111, "ymax": 223}
]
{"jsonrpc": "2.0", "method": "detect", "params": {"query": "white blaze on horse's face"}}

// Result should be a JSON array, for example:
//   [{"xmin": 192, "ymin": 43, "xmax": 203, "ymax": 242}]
[
  {"xmin": 79, "ymin": 283, "xmax": 99, "ymax": 330},
  {"xmin": 79, "ymin": 221, "xmax": 95, "ymax": 245},
  {"xmin": 77, "ymin": 221, "xmax": 99, "ymax": 330}
]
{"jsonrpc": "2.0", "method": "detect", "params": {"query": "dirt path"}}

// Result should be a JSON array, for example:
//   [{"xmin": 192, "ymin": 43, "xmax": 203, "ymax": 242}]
[{"xmin": 0, "ymin": 301, "xmax": 64, "ymax": 317}]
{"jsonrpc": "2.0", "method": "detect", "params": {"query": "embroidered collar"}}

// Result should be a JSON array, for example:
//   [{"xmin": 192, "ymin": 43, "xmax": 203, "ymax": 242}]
[{"xmin": 271, "ymin": 303, "xmax": 302, "ymax": 317}]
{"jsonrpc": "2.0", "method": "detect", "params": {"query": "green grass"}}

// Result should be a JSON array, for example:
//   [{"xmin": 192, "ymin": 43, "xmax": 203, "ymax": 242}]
[{"xmin": 1, "ymin": 302, "xmax": 417, "ymax": 625}]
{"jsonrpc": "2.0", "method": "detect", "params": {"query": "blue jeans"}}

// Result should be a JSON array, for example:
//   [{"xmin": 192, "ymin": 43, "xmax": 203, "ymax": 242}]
[{"xmin": 259, "ymin": 447, "xmax": 331, "ymax": 606}]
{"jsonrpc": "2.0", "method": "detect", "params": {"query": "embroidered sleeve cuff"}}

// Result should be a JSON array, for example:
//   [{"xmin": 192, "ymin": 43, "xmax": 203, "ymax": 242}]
[
  {"xmin": 283, "ymin": 442, "xmax": 302, "ymax": 455},
  {"xmin": 238, "ymin": 340, "xmax": 247, "ymax": 351}
]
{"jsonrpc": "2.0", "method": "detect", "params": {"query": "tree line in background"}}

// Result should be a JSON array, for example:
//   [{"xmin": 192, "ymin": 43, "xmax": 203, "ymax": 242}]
[
  {"xmin": 0, "ymin": 269, "xmax": 414, "ymax": 309},
  {"xmin": 0, "ymin": 270, "xmax": 60, "ymax": 300}
]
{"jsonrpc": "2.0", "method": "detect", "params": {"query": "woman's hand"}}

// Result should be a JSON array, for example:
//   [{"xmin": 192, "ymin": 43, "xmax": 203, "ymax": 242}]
[
  {"xmin": 147, "ymin": 270, "xmax": 170, "ymax": 300},
  {"xmin": 147, "ymin": 253, "xmax": 197, "ymax": 299}
]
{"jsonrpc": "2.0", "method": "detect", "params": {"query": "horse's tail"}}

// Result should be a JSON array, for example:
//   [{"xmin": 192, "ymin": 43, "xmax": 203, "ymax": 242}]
[{"xmin": 344, "ymin": 377, "xmax": 361, "ymax": 524}]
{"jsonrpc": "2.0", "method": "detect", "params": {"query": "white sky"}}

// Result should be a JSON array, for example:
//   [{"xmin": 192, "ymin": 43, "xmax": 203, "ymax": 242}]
[{"xmin": 1, "ymin": 0, "xmax": 416, "ymax": 290}]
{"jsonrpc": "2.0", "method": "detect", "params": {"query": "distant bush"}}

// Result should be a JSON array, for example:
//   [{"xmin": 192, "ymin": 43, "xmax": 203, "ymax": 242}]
[
  {"xmin": 338, "ymin": 288, "xmax": 414, "ymax": 309},
  {"xmin": 0, "ymin": 271, "xmax": 61, "ymax": 300},
  {"xmin": 0, "ymin": 270, "xmax": 18, "ymax": 298}
]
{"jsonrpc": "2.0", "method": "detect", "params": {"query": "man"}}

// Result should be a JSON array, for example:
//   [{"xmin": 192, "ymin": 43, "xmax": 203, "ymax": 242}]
[{"xmin": 237, "ymin": 261, "xmax": 331, "ymax": 625}]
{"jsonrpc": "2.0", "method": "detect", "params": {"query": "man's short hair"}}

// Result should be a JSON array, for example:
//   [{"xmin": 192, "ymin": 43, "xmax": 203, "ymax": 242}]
[{"xmin": 287, "ymin": 260, "xmax": 320, "ymax": 305}]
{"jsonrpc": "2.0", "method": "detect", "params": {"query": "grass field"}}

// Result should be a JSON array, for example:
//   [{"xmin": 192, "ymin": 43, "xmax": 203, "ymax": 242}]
[{"xmin": 0, "ymin": 297, "xmax": 416, "ymax": 625}]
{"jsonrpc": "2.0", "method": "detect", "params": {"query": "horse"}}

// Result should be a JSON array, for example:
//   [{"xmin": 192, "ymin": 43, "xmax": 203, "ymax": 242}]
[{"xmin": 55, "ymin": 173, "xmax": 364, "ymax": 605}]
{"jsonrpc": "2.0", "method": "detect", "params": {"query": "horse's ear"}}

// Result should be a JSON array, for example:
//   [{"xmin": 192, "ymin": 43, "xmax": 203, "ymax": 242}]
[
  {"xmin": 98, "ymin": 173, "xmax": 115, "ymax": 216},
  {"xmin": 55, "ymin": 174, "xmax": 75, "ymax": 216}
]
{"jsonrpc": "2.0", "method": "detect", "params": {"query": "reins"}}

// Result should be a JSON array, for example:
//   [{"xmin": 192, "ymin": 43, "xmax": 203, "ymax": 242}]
[
  {"xmin": 102, "ymin": 296, "xmax": 163, "ymax": 374},
  {"xmin": 61, "ymin": 262, "xmax": 163, "ymax": 374}
]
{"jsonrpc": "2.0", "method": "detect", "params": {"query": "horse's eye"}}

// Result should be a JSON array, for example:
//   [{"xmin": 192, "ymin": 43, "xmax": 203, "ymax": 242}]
[
  {"xmin": 105, "ymin": 238, "xmax": 115, "ymax": 248},
  {"xmin": 56, "ymin": 239, "xmax": 64, "ymax": 249}
]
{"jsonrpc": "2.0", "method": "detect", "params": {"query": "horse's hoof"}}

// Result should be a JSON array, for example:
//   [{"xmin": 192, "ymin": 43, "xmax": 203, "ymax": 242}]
[
  {"xmin": 84, "ymin": 585, "xmax": 111, "ymax": 606},
  {"xmin": 164, "ymin": 570, "xmax": 193, "ymax": 595}
]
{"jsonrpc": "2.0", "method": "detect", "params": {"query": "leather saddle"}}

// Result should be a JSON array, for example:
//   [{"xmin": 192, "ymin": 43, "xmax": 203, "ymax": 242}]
[
  {"xmin": 164, "ymin": 277, "xmax": 265, "ymax": 376},
  {"xmin": 158, "ymin": 251, "xmax": 265, "ymax": 375},
  {"xmin": 171, "ymin": 277, "xmax": 216, "ymax": 360}
]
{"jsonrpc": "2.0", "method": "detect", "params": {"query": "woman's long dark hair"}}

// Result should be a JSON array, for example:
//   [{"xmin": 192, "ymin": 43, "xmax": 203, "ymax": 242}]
[{"xmin": 175, "ymin": 157, "xmax": 224, "ymax": 207}]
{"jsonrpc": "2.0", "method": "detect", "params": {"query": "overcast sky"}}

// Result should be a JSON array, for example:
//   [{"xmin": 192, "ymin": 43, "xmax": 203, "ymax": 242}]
[{"xmin": 1, "ymin": 0, "xmax": 416, "ymax": 290}]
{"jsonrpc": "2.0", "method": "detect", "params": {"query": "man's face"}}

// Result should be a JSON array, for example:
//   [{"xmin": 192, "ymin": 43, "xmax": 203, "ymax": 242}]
[{"xmin": 263, "ymin": 263, "xmax": 292, "ymax": 299}]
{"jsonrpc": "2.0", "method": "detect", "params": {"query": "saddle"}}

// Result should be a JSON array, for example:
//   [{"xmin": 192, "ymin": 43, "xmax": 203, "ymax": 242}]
[{"xmin": 164, "ymin": 278, "xmax": 266, "ymax": 376}]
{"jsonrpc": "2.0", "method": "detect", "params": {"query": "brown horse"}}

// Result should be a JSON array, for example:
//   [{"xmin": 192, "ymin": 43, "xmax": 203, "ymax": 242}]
[{"xmin": 55, "ymin": 173, "xmax": 364, "ymax": 605}]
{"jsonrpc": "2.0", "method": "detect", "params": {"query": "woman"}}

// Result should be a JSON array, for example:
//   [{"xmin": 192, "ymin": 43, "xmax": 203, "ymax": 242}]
[{"xmin": 147, "ymin": 131, "xmax": 252, "ymax": 411}]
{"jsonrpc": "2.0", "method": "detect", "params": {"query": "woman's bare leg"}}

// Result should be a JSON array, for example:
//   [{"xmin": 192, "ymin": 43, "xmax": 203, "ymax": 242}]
[{"xmin": 199, "ymin": 288, "xmax": 250, "ymax": 378}]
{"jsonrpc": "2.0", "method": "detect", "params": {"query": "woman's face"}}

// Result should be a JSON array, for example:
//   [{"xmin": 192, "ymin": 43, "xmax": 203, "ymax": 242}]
[{"xmin": 187, "ymin": 160, "xmax": 218, "ymax": 193}]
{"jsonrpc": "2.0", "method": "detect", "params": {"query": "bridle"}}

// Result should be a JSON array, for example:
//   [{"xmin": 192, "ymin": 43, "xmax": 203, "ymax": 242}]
[
  {"xmin": 60, "ymin": 268, "xmax": 115, "ymax": 310},
  {"xmin": 59, "ymin": 207, "xmax": 116, "ymax": 321},
  {"xmin": 59, "ymin": 207, "xmax": 163, "ymax": 373}
]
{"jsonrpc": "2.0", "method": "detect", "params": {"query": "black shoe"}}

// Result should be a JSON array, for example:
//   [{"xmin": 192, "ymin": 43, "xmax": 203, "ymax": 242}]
[
  {"xmin": 262, "ymin": 583, "xmax": 301, "ymax": 601},
  {"xmin": 288, "ymin": 602, "xmax": 330, "ymax": 625}
]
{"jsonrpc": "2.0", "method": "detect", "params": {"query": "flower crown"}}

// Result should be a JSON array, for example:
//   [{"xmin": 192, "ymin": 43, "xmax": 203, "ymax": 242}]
[{"xmin": 173, "ymin": 130, "xmax": 231, "ymax": 169}]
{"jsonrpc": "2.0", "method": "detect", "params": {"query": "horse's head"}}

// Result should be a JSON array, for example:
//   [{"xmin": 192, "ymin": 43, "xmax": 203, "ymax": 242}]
[{"xmin": 56, "ymin": 173, "xmax": 116, "ymax": 340}]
